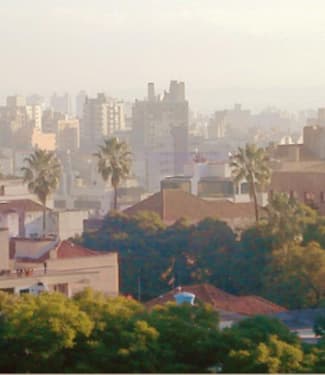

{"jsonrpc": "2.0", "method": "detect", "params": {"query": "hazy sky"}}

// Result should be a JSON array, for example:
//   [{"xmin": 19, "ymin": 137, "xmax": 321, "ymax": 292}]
[{"xmin": 2, "ymin": 0, "xmax": 325, "ymax": 111}]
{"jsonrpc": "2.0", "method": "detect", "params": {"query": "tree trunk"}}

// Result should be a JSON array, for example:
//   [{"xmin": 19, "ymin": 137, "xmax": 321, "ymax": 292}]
[
  {"xmin": 42, "ymin": 200, "xmax": 47, "ymax": 237},
  {"xmin": 113, "ymin": 185, "xmax": 118, "ymax": 210}
]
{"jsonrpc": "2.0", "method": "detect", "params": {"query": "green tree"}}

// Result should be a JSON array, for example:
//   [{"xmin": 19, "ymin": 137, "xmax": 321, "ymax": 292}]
[
  {"xmin": 228, "ymin": 335, "xmax": 304, "ymax": 373},
  {"xmin": 230, "ymin": 143, "xmax": 270, "ymax": 223},
  {"xmin": 21, "ymin": 149, "xmax": 61, "ymax": 234},
  {"xmin": 219, "ymin": 316, "xmax": 302, "ymax": 373},
  {"xmin": 72, "ymin": 289, "xmax": 159, "ymax": 373},
  {"xmin": 94, "ymin": 137, "xmax": 132, "ymax": 210},
  {"xmin": 265, "ymin": 242, "xmax": 325, "ymax": 308},
  {"xmin": 0, "ymin": 292, "xmax": 93, "ymax": 373},
  {"xmin": 234, "ymin": 225, "xmax": 274, "ymax": 294},
  {"xmin": 188, "ymin": 218, "xmax": 238, "ymax": 291},
  {"xmin": 265, "ymin": 192, "xmax": 317, "ymax": 248},
  {"xmin": 303, "ymin": 215, "xmax": 325, "ymax": 248},
  {"xmin": 147, "ymin": 302, "xmax": 220, "ymax": 373}
]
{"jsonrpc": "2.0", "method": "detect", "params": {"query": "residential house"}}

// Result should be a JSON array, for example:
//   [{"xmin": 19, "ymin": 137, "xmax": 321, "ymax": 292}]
[
  {"xmin": 270, "ymin": 161, "xmax": 325, "ymax": 214},
  {"xmin": 123, "ymin": 189, "xmax": 257, "ymax": 230},
  {"xmin": 0, "ymin": 199, "xmax": 88, "ymax": 239},
  {"xmin": 0, "ymin": 228, "xmax": 118, "ymax": 297},
  {"xmin": 145, "ymin": 284, "xmax": 286, "ymax": 329}
]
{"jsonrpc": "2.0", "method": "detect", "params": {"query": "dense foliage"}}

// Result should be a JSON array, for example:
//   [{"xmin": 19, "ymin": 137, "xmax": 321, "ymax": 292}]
[
  {"xmin": 78, "ymin": 194, "xmax": 325, "ymax": 308},
  {"xmin": 1, "ymin": 290, "xmax": 325, "ymax": 373}
]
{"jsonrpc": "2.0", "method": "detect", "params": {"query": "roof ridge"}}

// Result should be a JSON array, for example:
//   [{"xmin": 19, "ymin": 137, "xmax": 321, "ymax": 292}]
[{"xmin": 242, "ymin": 295, "xmax": 287, "ymax": 310}]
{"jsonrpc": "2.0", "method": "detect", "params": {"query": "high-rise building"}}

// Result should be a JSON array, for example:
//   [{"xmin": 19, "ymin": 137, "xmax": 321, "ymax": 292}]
[
  {"xmin": 0, "ymin": 96, "xmax": 42, "ymax": 148},
  {"xmin": 208, "ymin": 111, "xmax": 227, "ymax": 139},
  {"xmin": 50, "ymin": 93, "xmax": 71, "ymax": 114},
  {"xmin": 81, "ymin": 93, "xmax": 126, "ymax": 151},
  {"xmin": 76, "ymin": 90, "xmax": 87, "ymax": 119},
  {"xmin": 42, "ymin": 109, "xmax": 66, "ymax": 134},
  {"xmin": 131, "ymin": 81, "xmax": 189, "ymax": 191},
  {"xmin": 57, "ymin": 119, "xmax": 80, "ymax": 152}
]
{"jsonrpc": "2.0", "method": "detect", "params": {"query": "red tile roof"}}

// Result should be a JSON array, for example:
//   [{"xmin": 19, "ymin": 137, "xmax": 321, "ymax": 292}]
[
  {"xmin": 0, "ymin": 199, "xmax": 49, "ymax": 213},
  {"xmin": 55, "ymin": 240, "xmax": 102, "ymax": 259},
  {"xmin": 13, "ymin": 240, "xmax": 106, "ymax": 263},
  {"xmin": 145, "ymin": 284, "xmax": 286, "ymax": 316},
  {"xmin": 123, "ymin": 189, "xmax": 256, "ymax": 224}
]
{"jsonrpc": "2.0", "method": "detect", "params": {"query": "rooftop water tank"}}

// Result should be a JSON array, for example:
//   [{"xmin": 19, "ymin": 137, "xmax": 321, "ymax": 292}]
[{"xmin": 174, "ymin": 292, "xmax": 195, "ymax": 305}]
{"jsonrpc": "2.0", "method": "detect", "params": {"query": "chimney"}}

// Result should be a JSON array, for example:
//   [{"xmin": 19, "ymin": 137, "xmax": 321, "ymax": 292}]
[{"xmin": 0, "ymin": 228, "xmax": 10, "ymax": 271}]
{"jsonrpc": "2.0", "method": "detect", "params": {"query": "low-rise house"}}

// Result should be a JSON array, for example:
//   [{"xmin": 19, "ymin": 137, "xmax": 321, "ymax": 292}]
[
  {"xmin": 270, "ymin": 161, "xmax": 325, "ymax": 214},
  {"xmin": 0, "ymin": 199, "xmax": 52, "ymax": 237},
  {"xmin": 123, "ymin": 189, "xmax": 258, "ymax": 230},
  {"xmin": 0, "ymin": 199, "xmax": 88, "ymax": 239},
  {"xmin": 146, "ymin": 284, "xmax": 286, "ymax": 328},
  {"xmin": 270, "ymin": 308, "xmax": 325, "ymax": 344},
  {"xmin": 0, "ymin": 228, "xmax": 118, "ymax": 297}
]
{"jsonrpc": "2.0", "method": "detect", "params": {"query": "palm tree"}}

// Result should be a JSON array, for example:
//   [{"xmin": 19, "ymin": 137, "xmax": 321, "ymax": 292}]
[
  {"xmin": 94, "ymin": 137, "xmax": 132, "ymax": 210},
  {"xmin": 21, "ymin": 149, "xmax": 61, "ymax": 235},
  {"xmin": 230, "ymin": 143, "xmax": 270, "ymax": 223}
]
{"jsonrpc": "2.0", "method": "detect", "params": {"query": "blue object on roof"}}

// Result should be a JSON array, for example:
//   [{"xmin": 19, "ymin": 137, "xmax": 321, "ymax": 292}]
[{"xmin": 174, "ymin": 292, "xmax": 195, "ymax": 305}]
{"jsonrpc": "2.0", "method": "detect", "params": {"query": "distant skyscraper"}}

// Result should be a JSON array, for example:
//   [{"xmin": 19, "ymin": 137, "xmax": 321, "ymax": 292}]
[
  {"xmin": 131, "ymin": 81, "xmax": 189, "ymax": 191},
  {"xmin": 76, "ymin": 90, "xmax": 87, "ymax": 119},
  {"xmin": 0, "ymin": 96, "xmax": 42, "ymax": 148},
  {"xmin": 81, "ymin": 93, "xmax": 126, "ymax": 151},
  {"xmin": 50, "ymin": 93, "xmax": 71, "ymax": 114}
]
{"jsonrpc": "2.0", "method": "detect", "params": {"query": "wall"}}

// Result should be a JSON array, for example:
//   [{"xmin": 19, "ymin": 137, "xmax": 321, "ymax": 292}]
[
  {"xmin": 271, "ymin": 171, "xmax": 325, "ymax": 215},
  {"xmin": 46, "ymin": 253, "xmax": 119, "ymax": 296},
  {"xmin": 14, "ymin": 238, "xmax": 57, "ymax": 259},
  {"xmin": 0, "ymin": 212, "xmax": 19, "ymax": 237},
  {"xmin": 55, "ymin": 210, "xmax": 89, "ymax": 240},
  {"xmin": 24, "ymin": 211, "xmax": 55, "ymax": 237},
  {"xmin": 0, "ymin": 228, "xmax": 9, "ymax": 270}
]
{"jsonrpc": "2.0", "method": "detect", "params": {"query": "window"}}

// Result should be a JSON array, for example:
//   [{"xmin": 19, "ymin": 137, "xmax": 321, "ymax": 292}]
[{"xmin": 240, "ymin": 182, "xmax": 249, "ymax": 194}]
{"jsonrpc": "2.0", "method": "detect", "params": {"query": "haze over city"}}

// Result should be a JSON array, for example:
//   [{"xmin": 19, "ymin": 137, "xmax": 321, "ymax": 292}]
[
  {"xmin": 3, "ymin": 0, "xmax": 325, "ymax": 110},
  {"xmin": 3, "ymin": 1, "xmax": 325, "ymax": 373}
]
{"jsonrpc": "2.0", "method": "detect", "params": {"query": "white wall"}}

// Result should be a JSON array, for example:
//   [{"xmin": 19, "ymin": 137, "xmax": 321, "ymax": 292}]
[
  {"xmin": 0, "ymin": 228, "xmax": 9, "ymax": 270},
  {"xmin": 55, "ymin": 210, "xmax": 89, "ymax": 240}
]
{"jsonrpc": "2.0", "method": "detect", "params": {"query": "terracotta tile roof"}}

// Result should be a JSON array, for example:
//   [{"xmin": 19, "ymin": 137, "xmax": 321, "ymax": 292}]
[
  {"xmin": 123, "ymin": 189, "xmax": 256, "ymax": 223},
  {"xmin": 13, "ymin": 240, "xmax": 105, "ymax": 263},
  {"xmin": 0, "ymin": 199, "xmax": 49, "ymax": 213},
  {"xmin": 145, "ymin": 284, "xmax": 286, "ymax": 316},
  {"xmin": 55, "ymin": 240, "xmax": 102, "ymax": 259}
]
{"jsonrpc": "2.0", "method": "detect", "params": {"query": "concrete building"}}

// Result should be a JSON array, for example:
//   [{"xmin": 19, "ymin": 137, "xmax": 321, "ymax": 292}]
[
  {"xmin": 208, "ymin": 110, "xmax": 227, "ymax": 139},
  {"xmin": 0, "ymin": 96, "xmax": 42, "ymax": 148},
  {"xmin": 76, "ymin": 90, "xmax": 87, "ymax": 118},
  {"xmin": 0, "ymin": 199, "xmax": 88, "ymax": 240},
  {"xmin": 26, "ymin": 104, "xmax": 42, "ymax": 130},
  {"xmin": 57, "ymin": 119, "xmax": 80, "ymax": 152},
  {"xmin": 207, "ymin": 104, "xmax": 251, "ymax": 140},
  {"xmin": 131, "ymin": 81, "xmax": 189, "ymax": 192},
  {"xmin": 42, "ymin": 109, "xmax": 66, "ymax": 134},
  {"xmin": 0, "ymin": 229, "xmax": 119, "ymax": 297},
  {"xmin": 123, "ymin": 189, "xmax": 257, "ymax": 231},
  {"xmin": 81, "ymin": 93, "xmax": 126, "ymax": 151},
  {"xmin": 270, "ymin": 161, "xmax": 325, "ymax": 215},
  {"xmin": 50, "ymin": 93, "xmax": 71, "ymax": 115},
  {"xmin": 31, "ymin": 128, "xmax": 56, "ymax": 151}
]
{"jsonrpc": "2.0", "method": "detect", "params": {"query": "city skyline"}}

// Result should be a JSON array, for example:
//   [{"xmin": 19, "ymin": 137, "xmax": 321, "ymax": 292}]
[{"xmin": 3, "ymin": 0, "xmax": 325, "ymax": 111}]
